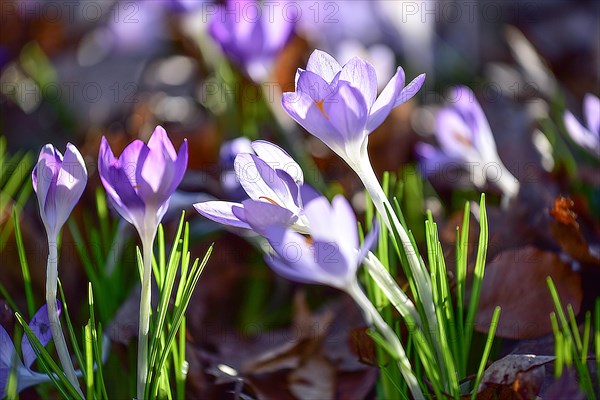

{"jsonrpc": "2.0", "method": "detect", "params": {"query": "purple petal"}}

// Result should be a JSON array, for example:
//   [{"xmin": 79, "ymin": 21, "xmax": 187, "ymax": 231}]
[
  {"xmin": 53, "ymin": 143, "xmax": 87, "ymax": 231},
  {"xmin": 305, "ymin": 49, "xmax": 342, "ymax": 83},
  {"xmin": 339, "ymin": 57, "xmax": 378, "ymax": 109},
  {"xmin": 262, "ymin": 5, "xmax": 295, "ymax": 54},
  {"xmin": 170, "ymin": 139, "xmax": 189, "ymax": 193},
  {"xmin": 276, "ymin": 170, "xmax": 300, "ymax": 207},
  {"xmin": 297, "ymin": 70, "xmax": 334, "ymax": 102},
  {"xmin": 21, "ymin": 302, "xmax": 61, "ymax": 369},
  {"xmin": 302, "ymin": 195, "xmax": 335, "ymax": 242},
  {"xmin": 251, "ymin": 140, "xmax": 303, "ymax": 184},
  {"xmin": 138, "ymin": 142, "xmax": 173, "ymax": 205},
  {"xmin": 33, "ymin": 145, "xmax": 63, "ymax": 216},
  {"xmin": 281, "ymin": 91, "xmax": 342, "ymax": 150},
  {"xmin": 331, "ymin": 195, "xmax": 358, "ymax": 250},
  {"xmin": 234, "ymin": 153, "xmax": 296, "ymax": 210},
  {"xmin": 147, "ymin": 126, "xmax": 177, "ymax": 160},
  {"xmin": 583, "ymin": 93, "xmax": 599, "ymax": 137},
  {"xmin": 98, "ymin": 137, "xmax": 145, "ymax": 225},
  {"xmin": 393, "ymin": 73, "xmax": 426, "ymax": 107},
  {"xmin": 1, "ymin": 323, "xmax": 22, "ymax": 395},
  {"xmin": 564, "ymin": 111, "xmax": 599, "ymax": 155},
  {"xmin": 299, "ymin": 184, "xmax": 322, "ymax": 207},
  {"xmin": 435, "ymin": 108, "xmax": 476, "ymax": 159},
  {"xmin": 194, "ymin": 201, "xmax": 251, "ymax": 229},
  {"xmin": 264, "ymin": 225, "xmax": 326, "ymax": 285},
  {"xmin": 414, "ymin": 143, "xmax": 459, "ymax": 177},
  {"xmin": 324, "ymin": 82, "xmax": 369, "ymax": 143},
  {"xmin": 366, "ymin": 66, "xmax": 406, "ymax": 134},
  {"xmin": 240, "ymin": 199, "xmax": 296, "ymax": 234},
  {"xmin": 313, "ymin": 240, "xmax": 351, "ymax": 283},
  {"xmin": 357, "ymin": 222, "xmax": 379, "ymax": 265}
]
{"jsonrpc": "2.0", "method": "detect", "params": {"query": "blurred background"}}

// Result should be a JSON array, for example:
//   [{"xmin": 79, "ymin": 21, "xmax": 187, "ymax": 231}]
[{"xmin": 1, "ymin": 0, "xmax": 599, "ymax": 398}]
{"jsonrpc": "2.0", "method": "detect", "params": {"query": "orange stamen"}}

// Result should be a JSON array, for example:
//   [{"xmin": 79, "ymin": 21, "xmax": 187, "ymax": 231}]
[
  {"xmin": 259, "ymin": 196, "xmax": 281, "ymax": 206},
  {"xmin": 314, "ymin": 99, "xmax": 329, "ymax": 119}
]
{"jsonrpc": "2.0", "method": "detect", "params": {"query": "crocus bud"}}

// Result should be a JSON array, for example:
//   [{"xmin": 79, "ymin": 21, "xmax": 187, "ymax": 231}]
[{"xmin": 32, "ymin": 143, "xmax": 88, "ymax": 239}]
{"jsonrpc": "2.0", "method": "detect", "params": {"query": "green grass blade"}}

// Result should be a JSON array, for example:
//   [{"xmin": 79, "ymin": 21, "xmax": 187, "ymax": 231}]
[{"xmin": 471, "ymin": 306, "xmax": 501, "ymax": 400}]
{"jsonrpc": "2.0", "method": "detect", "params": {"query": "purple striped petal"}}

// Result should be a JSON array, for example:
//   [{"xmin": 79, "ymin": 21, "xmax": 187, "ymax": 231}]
[
  {"xmin": 194, "ymin": 201, "xmax": 250, "ymax": 229},
  {"xmin": 339, "ymin": 57, "xmax": 378, "ymax": 109},
  {"xmin": 240, "ymin": 199, "xmax": 296, "ymax": 234},
  {"xmin": 366, "ymin": 66, "xmax": 406, "ymax": 134},
  {"xmin": 21, "ymin": 302, "xmax": 61, "ymax": 369},
  {"xmin": 394, "ymin": 73, "xmax": 426, "ymax": 107},
  {"xmin": 251, "ymin": 140, "xmax": 303, "ymax": 184},
  {"xmin": 324, "ymin": 82, "xmax": 369, "ymax": 143},
  {"xmin": 306, "ymin": 49, "xmax": 342, "ymax": 83}
]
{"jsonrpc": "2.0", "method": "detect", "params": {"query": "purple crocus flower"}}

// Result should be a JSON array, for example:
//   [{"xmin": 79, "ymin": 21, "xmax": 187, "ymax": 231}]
[
  {"xmin": 32, "ymin": 144, "xmax": 88, "ymax": 239},
  {"xmin": 263, "ymin": 195, "xmax": 377, "ymax": 289},
  {"xmin": 209, "ymin": 0, "xmax": 296, "ymax": 82},
  {"xmin": 98, "ymin": 126, "xmax": 188, "ymax": 241},
  {"xmin": 564, "ymin": 93, "xmax": 600, "ymax": 158},
  {"xmin": 282, "ymin": 49, "xmax": 425, "ymax": 169},
  {"xmin": 416, "ymin": 86, "xmax": 519, "ymax": 198},
  {"xmin": 220, "ymin": 137, "xmax": 254, "ymax": 200},
  {"xmin": 195, "ymin": 140, "xmax": 318, "ymax": 234},
  {"xmin": 1, "ymin": 304, "xmax": 61, "ymax": 396},
  {"xmin": 98, "ymin": 126, "xmax": 188, "ymax": 399}
]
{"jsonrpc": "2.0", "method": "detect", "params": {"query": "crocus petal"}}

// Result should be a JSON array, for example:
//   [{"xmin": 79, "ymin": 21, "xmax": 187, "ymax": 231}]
[
  {"xmin": 33, "ymin": 146, "xmax": 62, "ymax": 217},
  {"xmin": 564, "ymin": 111, "xmax": 599, "ymax": 155},
  {"xmin": 435, "ymin": 108, "xmax": 478, "ymax": 160},
  {"xmin": 313, "ymin": 240, "xmax": 351, "ymax": 285},
  {"xmin": 302, "ymin": 195, "xmax": 336, "ymax": 243},
  {"xmin": 282, "ymin": 91, "xmax": 341, "ymax": 151},
  {"xmin": 325, "ymin": 82, "xmax": 369, "ymax": 143},
  {"xmin": 264, "ymin": 225, "xmax": 327, "ymax": 285},
  {"xmin": 251, "ymin": 140, "xmax": 303, "ymax": 184},
  {"xmin": 449, "ymin": 86, "xmax": 498, "ymax": 158},
  {"xmin": 234, "ymin": 154, "xmax": 295, "ymax": 209},
  {"xmin": 296, "ymin": 70, "xmax": 334, "ymax": 102},
  {"xmin": 147, "ymin": 126, "xmax": 177, "ymax": 160},
  {"xmin": 21, "ymin": 303, "xmax": 61, "ymax": 369},
  {"xmin": 366, "ymin": 66, "xmax": 406, "ymax": 133},
  {"xmin": 138, "ymin": 142, "xmax": 173, "ymax": 204},
  {"xmin": 53, "ymin": 143, "xmax": 87, "ymax": 231},
  {"xmin": 394, "ymin": 73, "xmax": 426, "ymax": 107},
  {"xmin": 414, "ymin": 143, "xmax": 460, "ymax": 177},
  {"xmin": 194, "ymin": 201, "xmax": 251, "ymax": 229},
  {"xmin": 299, "ymin": 184, "xmax": 322, "ymax": 207},
  {"xmin": 331, "ymin": 195, "xmax": 359, "ymax": 250},
  {"xmin": 306, "ymin": 49, "xmax": 342, "ymax": 83},
  {"xmin": 170, "ymin": 139, "xmax": 189, "ymax": 193},
  {"xmin": 583, "ymin": 93, "xmax": 599, "ymax": 137},
  {"xmin": 339, "ymin": 57, "xmax": 378, "ymax": 109},
  {"xmin": 357, "ymin": 222, "xmax": 379, "ymax": 265},
  {"xmin": 239, "ymin": 199, "xmax": 296, "ymax": 234},
  {"xmin": 1, "ymin": 323, "xmax": 22, "ymax": 396}
]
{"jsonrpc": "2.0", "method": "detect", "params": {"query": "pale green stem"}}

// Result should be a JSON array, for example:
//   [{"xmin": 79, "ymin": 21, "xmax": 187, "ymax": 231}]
[
  {"xmin": 352, "ymin": 152, "xmax": 444, "ymax": 373},
  {"xmin": 348, "ymin": 280, "xmax": 424, "ymax": 400},
  {"xmin": 137, "ymin": 231, "xmax": 156, "ymax": 400},
  {"xmin": 46, "ymin": 236, "xmax": 84, "ymax": 398}
]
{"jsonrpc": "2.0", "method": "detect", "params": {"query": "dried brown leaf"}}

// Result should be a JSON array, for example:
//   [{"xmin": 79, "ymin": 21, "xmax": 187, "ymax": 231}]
[{"xmin": 476, "ymin": 246, "xmax": 582, "ymax": 339}]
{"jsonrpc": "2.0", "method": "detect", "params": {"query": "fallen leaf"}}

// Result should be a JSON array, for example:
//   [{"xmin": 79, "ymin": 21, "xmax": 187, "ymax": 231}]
[
  {"xmin": 550, "ymin": 196, "xmax": 600, "ymax": 266},
  {"xmin": 476, "ymin": 246, "xmax": 582, "ymax": 339},
  {"xmin": 478, "ymin": 354, "xmax": 555, "ymax": 399}
]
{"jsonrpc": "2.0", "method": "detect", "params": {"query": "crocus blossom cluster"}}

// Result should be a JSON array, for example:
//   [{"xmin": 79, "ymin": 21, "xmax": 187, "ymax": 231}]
[
  {"xmin": 564, "ymin": 93, "xmax": 600, "ymax": 158},
  {"xmin": 195, "ymin": 140, "xmax": 318, "ymax": 235},
  {"xmin": 282, "ymin": 49, "xmax": 425, "ymax": 170},
  {"xmin": 1, "ymin": 304, "xmax": 60, "ymax": 396},
  {"xmin": 209, "ymin": 0, "xmax": 296, "ymax": 82},
  {"xmin": 416, "ymin": 86, "xmax": 519, "ymax": 199},
  {"xmin": 98, "ymin": 126, "xmax": 188, "ymax": 242}
]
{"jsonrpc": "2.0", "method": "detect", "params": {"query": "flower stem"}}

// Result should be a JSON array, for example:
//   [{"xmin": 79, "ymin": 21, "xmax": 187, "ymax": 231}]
[
  {"xmin": 46, "ymin": 238, "xmax": 84, "ymax": 398},
  {"xmin": 354, "ymin": 152, "xmax": 444, "ymax": 372},
  {"xmin": 348, "ymin": 281, "xmax": 424, "ymax": 400},
  {"xmin": 137, "ymin": 235, "xmax": 154, "ymax": 400}
]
